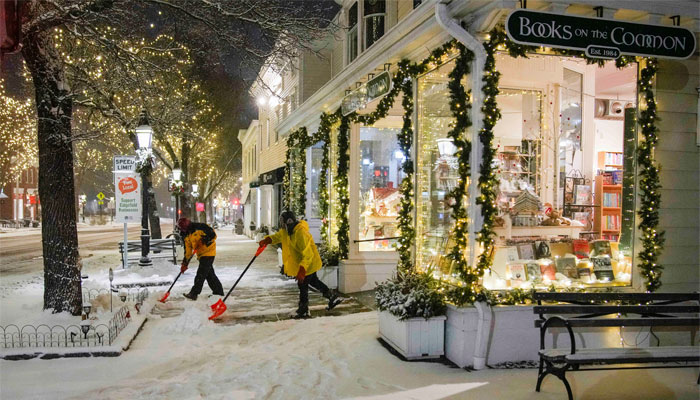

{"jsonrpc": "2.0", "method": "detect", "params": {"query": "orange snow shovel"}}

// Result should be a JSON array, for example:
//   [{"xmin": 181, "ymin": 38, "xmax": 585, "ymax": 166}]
[
  {"xmin": 209, "ymin": 244, "xmax": 267, "ymax": 320},
  {"xmin": 159, "ymin": 255, "xmax": 194, "ymax": 303}
]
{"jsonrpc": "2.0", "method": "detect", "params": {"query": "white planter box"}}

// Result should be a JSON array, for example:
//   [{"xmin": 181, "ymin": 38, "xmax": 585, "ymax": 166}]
[
  {"xmin": 444, "ymin": 303, "xmax": 491, "ymax": 369},
  {"xmin": 444, "ymin": 304, "xmax": 641, "ymax": 368},
  {"xmin": 485, "ymin": 305, "xmax": 631, "ymax": 365},
  {"xmin": 378, "ymin": 311, "xmax": 446, "ymax": 360},
  {"xmin": 317, "ymin": 265, "xmax": 338, "ymax": 289}
]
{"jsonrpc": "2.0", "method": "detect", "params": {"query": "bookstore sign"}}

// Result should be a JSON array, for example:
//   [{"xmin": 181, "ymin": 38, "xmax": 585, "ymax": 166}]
[{"xmin": 506, "ymin": 10, "xmax": 696, "ymax": 60}]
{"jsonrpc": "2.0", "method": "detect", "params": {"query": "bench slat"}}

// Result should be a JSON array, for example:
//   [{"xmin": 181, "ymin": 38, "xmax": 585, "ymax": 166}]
[
  {"xmin": 534, "ymin": 305, "xmax": 699, "ymax": 315},
  {"xmin": 535, "ymin": 317, "xmax": 700, "ymax": 328},
  {"xmin": 533, "ymin": 292, "xmax": 700, "ymax": 302},
  {"xmin": 540, "ymin": 346, "xmax": 700, "ymax": 364}
]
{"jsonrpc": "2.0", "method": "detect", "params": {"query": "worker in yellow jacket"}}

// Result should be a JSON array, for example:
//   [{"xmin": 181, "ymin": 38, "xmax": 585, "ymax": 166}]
[
  {"xmin": 259, "ymin": 210, "xmax": 342, "ymax": 318},
  {"xmin": 177, "ymin": 218, "xmax": 224, "ymax": 300}
]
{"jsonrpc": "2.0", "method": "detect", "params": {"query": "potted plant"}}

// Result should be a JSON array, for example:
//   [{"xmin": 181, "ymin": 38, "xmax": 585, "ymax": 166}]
[
  {"xmin": 254, "ymin": 225, "xmax": 270, "ymax": 242},
  {"xmin": 317, "ymin": 244, "xmax": 341, "ymax": 289},
  {"xmin": 375, "ymin": 270, "xmax": 447, "ymax": 360}
]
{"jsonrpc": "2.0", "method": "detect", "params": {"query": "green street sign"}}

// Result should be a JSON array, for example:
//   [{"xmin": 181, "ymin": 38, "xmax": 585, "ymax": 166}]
[{"xmin": 506, "ymin": 10, "xmax": 696, "ymax": 60}]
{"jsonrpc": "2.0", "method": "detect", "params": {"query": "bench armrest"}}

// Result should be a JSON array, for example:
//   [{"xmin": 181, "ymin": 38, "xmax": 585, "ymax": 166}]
[{"xmin": 540, "ymin": 315, "xmax": 576, "ymax": 355}]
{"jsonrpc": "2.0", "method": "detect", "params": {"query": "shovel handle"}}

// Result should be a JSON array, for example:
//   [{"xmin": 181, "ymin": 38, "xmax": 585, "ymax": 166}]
[
  {"xmin": 222, "ymin": 246, "xmax": 266, "ymax": 303},
  {"xmin": 164, "ymin": 271, "xmax": 183, "ymax": 294}
]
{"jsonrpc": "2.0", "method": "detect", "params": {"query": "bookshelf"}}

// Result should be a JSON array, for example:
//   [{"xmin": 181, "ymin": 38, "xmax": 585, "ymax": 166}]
[
  {"xmin": 598, "ymin": 151, "xmax": 623, "ymax": 170},
  {"xmin": 594, "ymin": 175, "xmax": 621, "ymax": 241}
]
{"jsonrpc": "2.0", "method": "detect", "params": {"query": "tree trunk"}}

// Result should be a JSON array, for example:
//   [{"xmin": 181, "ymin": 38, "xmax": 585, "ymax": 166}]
[
  {"xmin": 146, "ymin": 173, "xmax": 162, "ymax": 239},
  {"xmin": 22, "ymin": 32, "xmax": 82, "ymax": 315}
]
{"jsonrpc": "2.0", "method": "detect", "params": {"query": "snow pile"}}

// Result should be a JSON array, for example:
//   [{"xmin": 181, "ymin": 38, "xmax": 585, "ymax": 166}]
[{"xmin": 163, "ymin": 306, "xmax": 211, "ymax": 335}]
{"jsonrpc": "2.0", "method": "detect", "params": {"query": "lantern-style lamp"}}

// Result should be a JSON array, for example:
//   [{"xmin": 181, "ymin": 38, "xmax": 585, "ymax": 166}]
[
  {"xmin": 135, "ymin": 110, "xmax": 153, "ymax": 150},
  {"xmin": 172, "ymin": 167, "xmax": 183, "ymax": 181}
]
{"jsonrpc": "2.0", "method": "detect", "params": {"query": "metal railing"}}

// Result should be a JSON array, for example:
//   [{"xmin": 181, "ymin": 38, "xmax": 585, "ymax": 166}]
[{"xmin": 0, "ymin": 305, "xmax": 132, "ymax": 349}]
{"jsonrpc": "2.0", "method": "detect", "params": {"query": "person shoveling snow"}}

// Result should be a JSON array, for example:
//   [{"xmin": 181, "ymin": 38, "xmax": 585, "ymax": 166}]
[
  {"xmin": 259, "ymin": 210, "xmax": 342, "ymax": 319},
  {"xmin": 177, "ymin": 218, "xmax": 224, "ymax": 300}
]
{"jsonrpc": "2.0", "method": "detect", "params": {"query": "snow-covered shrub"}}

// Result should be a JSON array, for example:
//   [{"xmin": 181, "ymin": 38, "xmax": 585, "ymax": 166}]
[
  {"xmin": 319, "ymin": 243, "xmax": 341, "ymax": 266},
  {"xmin": 375, "ymin": 271, "xmax": 446, "ymax": 320}
]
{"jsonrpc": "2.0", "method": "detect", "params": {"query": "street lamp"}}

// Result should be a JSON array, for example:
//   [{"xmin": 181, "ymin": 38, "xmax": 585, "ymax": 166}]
[
  {"xmin": 171, "ymin": 164, "xmax": 183, "ymax": 228},
  {"xmin": 136, "ymin": 110, "xmax": 153, "ymax": 267},
  {"xmin": 79, "ymin": 194, "xmax": 87, "ymax": 223},
  {"xmin": 83, "ymin": 304, "xmax": 92, "ymax": 319},
  {"xmin": 191, "ymin": 183, "xmax": 199, "ymax": 222}
]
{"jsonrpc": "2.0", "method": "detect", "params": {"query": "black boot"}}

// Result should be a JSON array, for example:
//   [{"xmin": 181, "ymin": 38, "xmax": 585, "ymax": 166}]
[
  {"xmin": 183, "ymin": 292, "xmax": 197, "ymax": 301},
  {"xmin": 326, "ymin": 290, "xmax": 343, "ymax": 311},
  {"xmin": 293, "ymin": 302, "xmax": 310, "ymax": 319}
]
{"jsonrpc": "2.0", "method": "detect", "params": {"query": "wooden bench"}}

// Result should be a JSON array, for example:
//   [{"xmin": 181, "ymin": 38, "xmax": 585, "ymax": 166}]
[
  {"xmin": 118, "ymin": 238, "xmax": 178, "ymax": 267},
  {"xmin": 533, "ymin": 292, "xmax": 700, "ymax": 400}
]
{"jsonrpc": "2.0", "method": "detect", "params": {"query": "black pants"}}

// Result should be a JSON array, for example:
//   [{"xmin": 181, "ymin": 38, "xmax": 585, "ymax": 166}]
[
  {"xmin": 190, "ymin": 256, "xmax": 224, "ymax": 296},
  {"xmin": 298, "ymin": 272, "xmax": 331, "ymax": 313}
]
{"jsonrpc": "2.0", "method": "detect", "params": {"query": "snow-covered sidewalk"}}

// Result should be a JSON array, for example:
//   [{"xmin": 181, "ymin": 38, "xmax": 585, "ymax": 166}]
[{"xmin": 2, "ymin": 309, "xmax": 698, "ymax": 399}]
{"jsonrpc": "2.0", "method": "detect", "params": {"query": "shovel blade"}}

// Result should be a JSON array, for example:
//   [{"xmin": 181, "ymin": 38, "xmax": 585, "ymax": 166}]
[
  {"xmin": 159, "ymin": 292, "xmax": 170, "ymax": 303},
  {"xmin": 210, "ymin": 299, "xmax": 223, "ymax": 311},
  {"xmin": 209, "ymin": 303, "xmax": 227, "ymax": 320}
]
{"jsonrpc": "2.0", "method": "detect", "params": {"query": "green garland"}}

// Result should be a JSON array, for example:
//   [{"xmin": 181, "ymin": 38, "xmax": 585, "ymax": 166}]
[
  {"xmin": 335, "ymin": 115, "xmax": 351, "ymax": 257},
  {"xmin": 479, "ymin": 27, "xmax": 664, "ymax": 293},
  {"xmin": 314, "ymin": 111, "xmax": 341, "ymax": 245},
  {"xmin": 438, "ymin": 43, "xmax": 477, "ymax": 304},
  {"xmin": 636, "ymin": 59, "xmax": 664, "ymax": 292},
  {"xmin": 282, "ymin": 40, "xmax": 469, "ymax": 275}
]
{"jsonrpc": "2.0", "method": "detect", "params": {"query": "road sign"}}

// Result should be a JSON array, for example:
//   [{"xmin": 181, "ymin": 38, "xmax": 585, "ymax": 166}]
[
  {"xmin": 115, "ymin": 174, "xmax": 142, "ymax": 222},
  {"xmin": 97, "ymin": 192, "xmax": 105, "ymax": 200},
  {"xmin": 113, "ymin": 156, "xmax": 137, "ymax": 173}
]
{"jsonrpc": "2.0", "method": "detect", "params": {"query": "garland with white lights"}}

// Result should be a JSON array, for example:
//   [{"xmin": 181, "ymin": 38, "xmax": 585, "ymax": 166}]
[
  {"xmin": 283, "ymin": 40, "xmax": 472, "ymax": 273},
  {"xmin": 284, "ymin": 127, "xmax": 311, "ymax": 217},
  {"xmin": 479, "ymin": 28, "xmax": 664, "ymax": 294},
  {"xmin": 635, "ymin": 59, "xmax": 664, "ymax": 292}
]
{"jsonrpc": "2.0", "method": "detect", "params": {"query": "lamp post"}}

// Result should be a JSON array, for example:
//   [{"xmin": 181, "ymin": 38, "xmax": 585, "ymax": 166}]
[
  {"xmin": 172, "ymin": 164, "xmax": 183, "ymax": 227},
  {"xmin": 135, "ymin": 110, "xmax": 153, "ymax": 267},
  {"xmin": 79, "ymin": 194, "xmax": 87, "ymax": 223},
  {"xmin": 191, "ymin": 183, "xmax": 199, "ymax": 221}
]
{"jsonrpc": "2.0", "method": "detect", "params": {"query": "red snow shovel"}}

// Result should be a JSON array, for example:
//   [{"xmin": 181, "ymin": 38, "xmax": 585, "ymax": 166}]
[
  {"xmin": 159, "ymin": 255, "xmax": 193, "ymax": 303},
  {"xmin": 209, "ymin": 244, "xmax": 267, "ymax": 320}
]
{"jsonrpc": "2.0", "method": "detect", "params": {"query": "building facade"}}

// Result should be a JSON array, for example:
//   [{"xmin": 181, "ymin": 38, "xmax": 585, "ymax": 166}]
[
  {"xmin": 277, "ymin": 0, "xmax": 699, "ymax": 294},
  {"xmin": 247, "ymin": 41, "xmax": 334, "ymax": 239},
  {"xmin": 0, "ymin": 165, "xmax": 40, "ymax": 223},
  {"xmin": 239, "ymin": 120, "xmax": 260, "ymax": 237}
]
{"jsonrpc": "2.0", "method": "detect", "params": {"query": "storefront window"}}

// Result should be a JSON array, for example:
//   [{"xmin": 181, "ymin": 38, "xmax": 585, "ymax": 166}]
[
  {"xmin": 358, "ymin": 126, "xmax": 404, "ymax": 251},
  {"xmin": 483, "ymin": 55, "xmax": 637, "ymax": 290},
  {"xmin": 308, "ymin": 144, "xmax": 324, "ymax": 219},
  {"xmin": 415, "ymin": 59, "xmax": 469, "ymax": 276}
]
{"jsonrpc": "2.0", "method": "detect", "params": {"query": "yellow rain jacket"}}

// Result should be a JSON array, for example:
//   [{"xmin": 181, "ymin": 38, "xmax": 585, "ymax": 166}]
[
  {"xmin": 266, "ymin": 220, "xmax": 322, "ymax": 277},
  {"xmin": 184, "ymin": 229, "xmax": 216, "ymax": 260}
]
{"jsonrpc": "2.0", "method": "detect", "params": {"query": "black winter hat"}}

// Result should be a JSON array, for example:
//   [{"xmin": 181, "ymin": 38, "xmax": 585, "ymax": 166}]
[{"xmin": 279, "ymin": 210, "xmax": 298, "ymax": 235}]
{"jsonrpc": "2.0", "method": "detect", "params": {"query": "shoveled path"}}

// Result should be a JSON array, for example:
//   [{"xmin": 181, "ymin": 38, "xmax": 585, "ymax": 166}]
[{"xmin": 152, "ymin": 230, "xmax": 371, "ymax": 324}]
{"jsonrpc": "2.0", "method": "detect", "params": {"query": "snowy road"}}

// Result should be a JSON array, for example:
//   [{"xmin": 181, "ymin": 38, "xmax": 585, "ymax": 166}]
[{"xmin": 0, "ymin": 223, "xmax": 171, "ymax": 275}]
